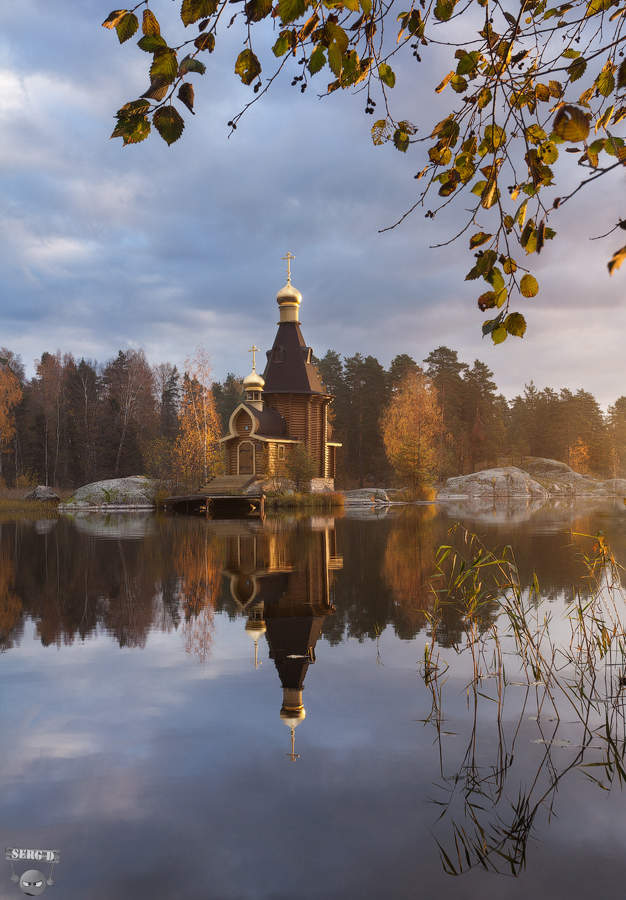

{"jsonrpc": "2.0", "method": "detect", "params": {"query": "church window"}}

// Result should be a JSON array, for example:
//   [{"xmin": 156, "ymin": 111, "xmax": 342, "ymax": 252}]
[
  {"xmin": 273, "ymin": 347, "xmax": 283, "ymax": 362},
  {"xmin": 278, "ymin": 445, "xmax": 285, "ymax": 459}
]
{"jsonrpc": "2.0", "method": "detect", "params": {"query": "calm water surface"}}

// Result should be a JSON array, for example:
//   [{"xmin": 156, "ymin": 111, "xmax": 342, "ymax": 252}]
[{"xmin": 1, "ymin": 500, "xmax": 626, "ymax": 899}]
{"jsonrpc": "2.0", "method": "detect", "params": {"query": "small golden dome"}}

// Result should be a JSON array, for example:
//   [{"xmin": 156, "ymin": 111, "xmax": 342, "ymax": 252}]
[
  {"xmin": 276, "ymin": 282, "xmax": 302, "ymax": 307},
  {"xmin": 243, "ymin": 369, "xmax": 265, "ymax": 390},
  {"xmin": 280, "ymin": 707, "xmax": 306, "ymax": 726}
]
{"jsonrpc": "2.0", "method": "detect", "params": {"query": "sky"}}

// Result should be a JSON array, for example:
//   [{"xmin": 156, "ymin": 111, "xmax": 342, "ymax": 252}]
[{"xmin": 1, "ymin": 0, "xmax": 625, "ymax": 407}]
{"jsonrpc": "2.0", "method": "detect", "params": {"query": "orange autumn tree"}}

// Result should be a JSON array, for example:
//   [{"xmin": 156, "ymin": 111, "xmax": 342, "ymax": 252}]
[
  {"xmin": 0, "ymin": 361, "xmax": 22, "ymax": 481},
  {"xmin": 173, "ymin": 347, "xmax": 221, "ymax": 490},
  {"xmin": 174, "ymin": 524, "xmax": 223, "ymax": 664},
  {"xmin": 381, "ymin": 370, "xmax": 443, "ymax": 498}
]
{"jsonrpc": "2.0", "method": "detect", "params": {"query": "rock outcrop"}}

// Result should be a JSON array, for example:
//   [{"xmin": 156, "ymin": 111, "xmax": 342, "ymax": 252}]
[
  {"xmin": 437, "ymin": 467, "xmax": 548, "ymax": 500},
  {"xmin": 437, "ymin": 458, "xmax": 626, "ymax": 500},
  {"xmin": 59, "ymin": 476, "xmax": 158, "ymax": 510},
  {"xmin": 20, "ymin": 485, "xmax": 61, "ymax": 503},
  {"xmin": 342, "ymin": 488, "xmax": 391, "ymax": 505}
]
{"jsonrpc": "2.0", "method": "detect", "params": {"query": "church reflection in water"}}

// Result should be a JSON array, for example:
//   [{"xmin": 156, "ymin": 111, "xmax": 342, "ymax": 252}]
[{"xmin": 218, "ymin": 517, "xmax": 342, "ymax": 760}]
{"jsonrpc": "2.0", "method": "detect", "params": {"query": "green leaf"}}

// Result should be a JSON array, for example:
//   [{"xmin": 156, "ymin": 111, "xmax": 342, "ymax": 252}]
[
  {"xmin": 434, "ymin": 0, "xmax": 456, "ymax": 21},
  {"xmin": 562, "ymin": 49, "xmax": 581, "ymax": 59},
  {"xmin": 118, "ymin": 98, "xmax": 151, "ymax": 115},
  {"xmin": 568, "ymin": 57, "xmax": 587, "ymax": 82},
  {"xmin": 178, "ymin": 82, "xmax": 195, "ymax": 114},
  {"xmin": 141, "ymin": 78, "xmax": 170, "ymax": 101},
  {"xmin": 540, "ymin": 141, "xmax": 558, "ymax": 164},
  {"xmin": 194, "ymin": 33, "xmax": 216, "ymax": 52},
  {"xmin": 471, "ymin": 179, "xmax": 487, "ymax": 197},
  {"xmin": 585, "ymin": 0, "xmax": 614, "ymax": 16},
  {"xmin": 277, "ymin": 0, "xmax": 307, "ymax": 23},
  {"xmin": 482, "ymin": 311, "xmax": 504, "ymax": 334},
  {"xmin": 525, "ymin": 124, "xmax": 547, "ymax": 144},
  {"xmin": 153, "ymin": 106, "xmax": 185, "ymax": 145},
  {"xmin": 553, "ymin": 105, "xmax": 590, "ymax": 142},
  {"xmin": 515, "ymin": 200, "xmax": 528, "ymax": 227},
  {"xmin": 150, "ymin": 49, "xmax": 178, "ymax": 84},
  {"xmin": 245, "ymin": 0, "xmax": 273, "ymax": 21},
  {"xmin": 503, "ymin": 257, "xmax": 517, "ymax": 274},
  {"xmin": 371, "ymin": 118, "xmax": 390, "ymax": 145},
  {"xmin": 273, "ymin": 32, "xmax": 293, "ymax": 57},
  {"xmin": 111, "ymin": 113, "xmax": 151, "ymax": 145},
  {"xmin": 450, "ymin": 75, "xmax": 468, "ymax": 93},
  {"xmin": 521, "ymin": 220, "xmax": 537, "ymax": 253},
  {"xmin": 596, "ymin": 107, "xmax": 613, "ymax": 132},
  {"xmin": 308, "ymin": 44, "xmax": 327, "ymax": 74},
  {"xmin": 137, "ymin": 34, "xmax": 167, "ymax": 52},
  {"xmin": 608, "ymin": 244, "xmax": 626, "ymax": 274},
  {"xmin": 485, "ymin": 266, "xmax": 504, "ymax": 292},
  {"xmin": 484, "ymin": 123, "xmax": 506, "ymax": 150},
  {"xmin": 604, "ymin": 135, "xmax": 625, "ymax": 156},
  {"xmin": 504, "ymin": 312, "xmax": 527, "ymax": 337},
  {"xmin": 595, "ymin": 67, "xmax": 616, "ymax": 97},
  {"xmin": 360, "ymin": 0, "xmax": 372, "ymax": 13},
  {"xmin": 379, "ymin": 63, "xmax": 396, "ymax": 88},
  {"xmin": 179, "ymin": 55, "xmax": 207, "ymax": 75},
  {"xmin": 142, "ymin": 9, "xmax": 161, "ymax": 35},
  {"xmin": 235, "ymin": 48, "xmax": 262, "ymax": 85},
  {"xmin": 456, "ymin": 50, "xmax": 480, "ymax": 76},
  {"xmin": 393, "ymin": 128, "xmax": 410, "ymax": 152},
  {"xmin": 469, "ymin": 232, "xmax": 492, "ymax": 249},
  {"xmin": 477, "ymin": 87, "xmax": 491, "ymax": 109},
  {"xmin": 328, "ymin": 43, "xmax": 342, "ymax": 77},
  {"xmin": 520, "ymin": 273, "xmax": 539, "ymax": 297},
  {"xmin": 491, "ymin": 324, "xmax": 508, "ymax": 344},
  {"xmin": 181, "ymin": 0, "xmax": 218, "ymax": 26},
  {"xmin": 115, "ymin": 12, "xmax": 138, "ymax": 43}
]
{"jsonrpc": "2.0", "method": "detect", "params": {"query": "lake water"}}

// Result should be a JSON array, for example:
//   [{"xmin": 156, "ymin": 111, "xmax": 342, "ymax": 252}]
[{"xmin": 1, "ymin": 499, "xmax": 626, "ymax": 899}]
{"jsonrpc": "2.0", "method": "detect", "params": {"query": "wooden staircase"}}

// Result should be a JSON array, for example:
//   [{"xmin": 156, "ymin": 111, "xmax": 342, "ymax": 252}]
[{"xmin": 199, "ymin": 475, "xmax": 258, "ymax": 496}]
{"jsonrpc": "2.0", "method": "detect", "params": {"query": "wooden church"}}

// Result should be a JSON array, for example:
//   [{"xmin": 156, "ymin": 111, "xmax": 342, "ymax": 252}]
[{"xmin": 219, "ymin": 255, "xmax": 340, "ymax": 491}]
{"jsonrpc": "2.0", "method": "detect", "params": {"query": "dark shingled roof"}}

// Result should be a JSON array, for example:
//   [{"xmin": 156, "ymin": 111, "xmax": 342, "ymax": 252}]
[
  {"xmin": 262, "ymin": 322, "xmax": 326, "ymax": 395},
  {"xmin": 243, "ymin": 403, "xmax": 289, "ymax": 438},
  {"xmin": 264, "ymin": 615, "xmax": 325, "ymax": 690}
]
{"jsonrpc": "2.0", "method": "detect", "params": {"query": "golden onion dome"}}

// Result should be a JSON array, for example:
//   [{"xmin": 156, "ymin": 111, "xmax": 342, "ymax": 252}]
[
  {"xmin": 276, "ymin": 281, "xmax": 302, "ymax": 307},
  {"xmin": 280, "ymin": 707, "xmax": 306, "ymax": 726},
  {"xmin": 243, "ymin": 369, "xmax": 265, "ymax": 391}
]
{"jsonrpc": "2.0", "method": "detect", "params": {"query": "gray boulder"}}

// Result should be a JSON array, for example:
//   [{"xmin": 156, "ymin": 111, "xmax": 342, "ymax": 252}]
[
  {"xmin": 20, "ymin": 485, "xmax": 61, "ymax": 503},
  {"xmin": 437, "ymin": 467, "xmax": 548, "ymax": 500},
  {"xmin": 342, "ymin": 488, "xmax": 390, "ymax": 505},
  {"xmin": 59, "ymin": 476, "xmax": 158, "ymax": 510}
]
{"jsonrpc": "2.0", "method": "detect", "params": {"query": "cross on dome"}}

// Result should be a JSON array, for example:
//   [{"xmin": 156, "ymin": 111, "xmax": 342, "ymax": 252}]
[
  {"xmin": 282, "ymin": 252, "xmax": 295, "ymax": 284},
  {"xmin": 248, "ymin": 344, "xmax": 260, "ymax": 372}
]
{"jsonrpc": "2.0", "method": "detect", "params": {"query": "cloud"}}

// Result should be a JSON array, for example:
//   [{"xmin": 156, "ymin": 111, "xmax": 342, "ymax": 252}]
[{"xmin": 0, "ymin": 1, "xmax": 624, "ymax": 406}]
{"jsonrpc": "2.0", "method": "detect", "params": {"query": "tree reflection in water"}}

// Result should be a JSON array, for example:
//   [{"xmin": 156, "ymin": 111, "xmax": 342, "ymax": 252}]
[{"xmin": 422, "ymin": 527, "xmax": 626, "ymax": 876}]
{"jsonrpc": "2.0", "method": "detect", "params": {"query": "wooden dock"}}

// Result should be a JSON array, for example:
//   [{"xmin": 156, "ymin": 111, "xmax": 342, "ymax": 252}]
[{"xmin": 163, "ymin": 476, "xmax": 265, "ymax": 518}]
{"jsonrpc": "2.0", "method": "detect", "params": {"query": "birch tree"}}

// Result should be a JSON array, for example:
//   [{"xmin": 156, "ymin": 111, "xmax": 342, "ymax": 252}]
[
  {"xmin": 173, "ymin": 347, "xmax": 221, "ymax": 489},
  {"xmin": 381, "ymin": 370, "xmax": 443, "ymax": 495}
]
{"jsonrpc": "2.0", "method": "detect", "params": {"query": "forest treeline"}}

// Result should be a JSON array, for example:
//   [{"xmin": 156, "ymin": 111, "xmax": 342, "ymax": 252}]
[{"xmin": 0, "ymin": 344, "xmax": 625, "ymax": 490}]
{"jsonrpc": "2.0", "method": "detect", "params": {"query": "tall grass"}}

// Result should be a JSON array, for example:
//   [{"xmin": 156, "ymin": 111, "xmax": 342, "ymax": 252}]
[
  {"xmin": 0, "ymin": 487, "xmax": 71, "ymax": 520},
  {"xmin": 264, "ymin": 491, "xmax": 345, "ymax": 510},
  {"xmin": 421, "ymin": 526, "xmax": 626, "ymax": 876}
]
